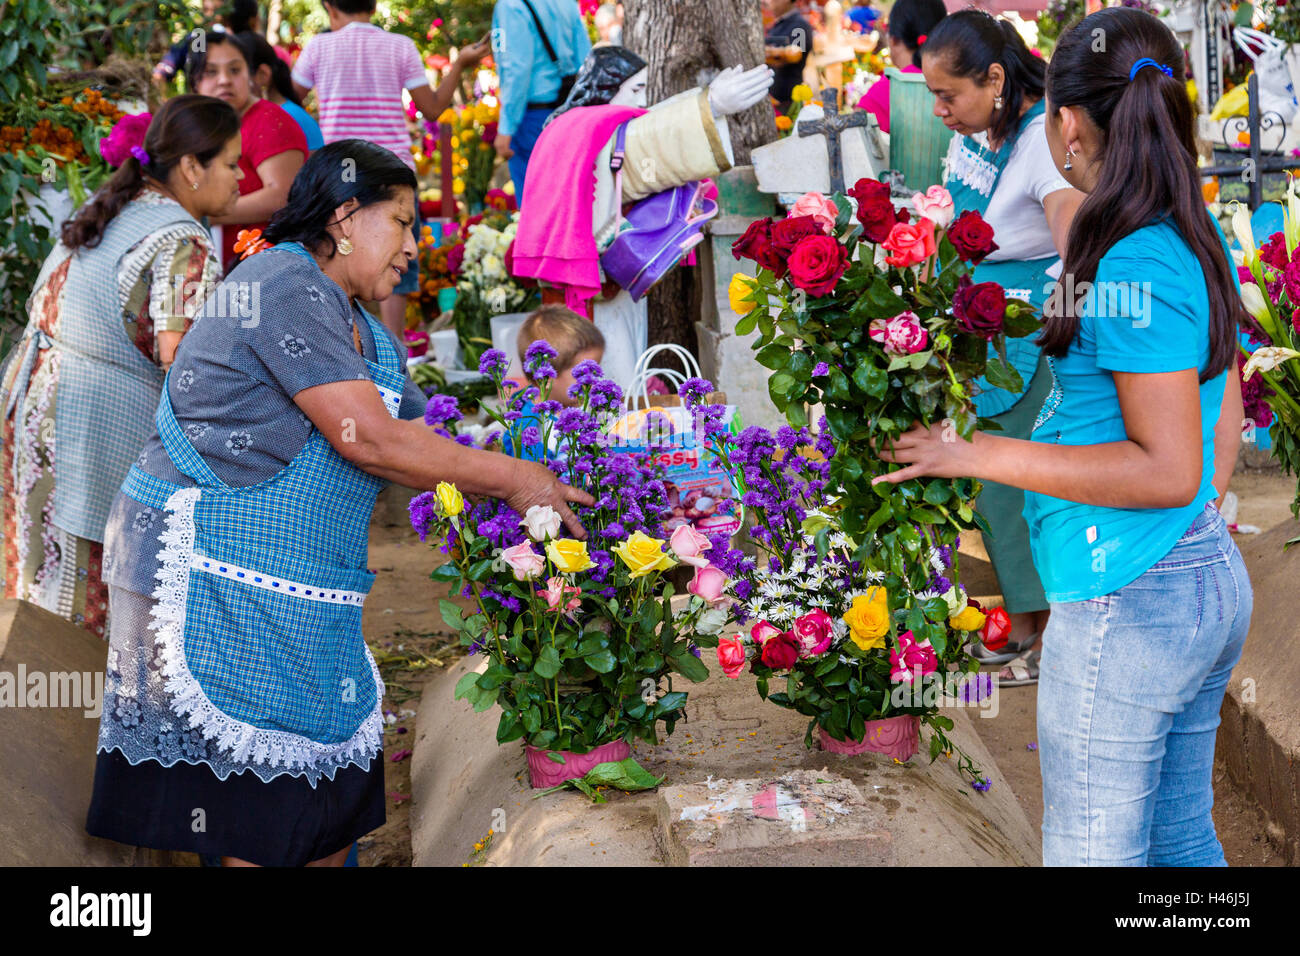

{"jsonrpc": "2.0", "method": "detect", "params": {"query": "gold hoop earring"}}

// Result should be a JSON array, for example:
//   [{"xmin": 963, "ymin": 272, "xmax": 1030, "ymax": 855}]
[{"xmin": 337, "ymin": 237, "xmax": 354, "ymax": 256}]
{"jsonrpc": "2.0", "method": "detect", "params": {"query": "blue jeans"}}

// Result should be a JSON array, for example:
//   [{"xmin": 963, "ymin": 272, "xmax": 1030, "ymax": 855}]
[
  {"xmin": 506, "ymin": 107, "xmax": 554, "ymax": 200},
  {"xmin": 1037, "ymin": 503, "xmax": 1252, "ymax": 866}
]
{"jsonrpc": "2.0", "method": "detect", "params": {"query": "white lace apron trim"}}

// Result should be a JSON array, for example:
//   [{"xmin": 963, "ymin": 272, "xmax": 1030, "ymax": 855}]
[
  {"xmin": 149, "ymin": 486, "xmax": 385, "ymax": 773},
  {"xmin": 946, "ymin": 138, "xmax": 998, "ymax": 197}
]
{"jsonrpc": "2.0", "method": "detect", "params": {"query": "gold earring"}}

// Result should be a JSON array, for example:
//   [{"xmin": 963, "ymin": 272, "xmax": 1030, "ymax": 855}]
[
  {"xmin": 190, "ymin": 181, "xmax": 198, "ymax": 191},
  {"xmin": 337, "ymin": 237, "xmax": 354, "ymax": 256}
]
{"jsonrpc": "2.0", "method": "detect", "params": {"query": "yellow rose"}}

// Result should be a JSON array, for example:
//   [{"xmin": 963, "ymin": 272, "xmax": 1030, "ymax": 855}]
[
  {"xmin": 546, "ymin": 538, "xmax": 595, "ymax": 574},
  {"xmin": 791, "ymin": 83, "xmax": 813, "ymax": 104},
  {"xmin": 612, "ymin": 531, "xmax": 677, "ymax": 578},
  {"xmin": 844, "ymin": 593, "xmax": 890, "ymax": 651},
  {"xmin": 865, "ymin": 586, "xmax": 887, "ymax": 605},
  {"xmin": 949, "ymin": 606, "xmax": 986, "ymax": 632},
  {"xmin": 437, "ymin": 108, "xmax": 457, "ymax": 124},
  {"xmin": 435, "ymin": 481, "xmax": 463, "ymax": 517},
  {"xmin": 728, "ymin": 273, "xmax": 757, "ymax": 316}
]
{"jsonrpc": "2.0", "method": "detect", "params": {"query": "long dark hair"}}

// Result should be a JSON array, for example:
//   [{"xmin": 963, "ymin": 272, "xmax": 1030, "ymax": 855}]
[
  {"xmin": 264, "ymin": 139, "xmax": 417, "ymax": 257},
  {"xmin": 237, "ymin": 29, "xmax": 303, "ymax": 107},
  {"xmin": 61, "ymin": 95, "xmax": 239, "ymax": 250},
  {"xmin": 887, "ymin": 0, "xmax": 948, "ymax": 67},
  {"xmin": 1040, "ymin": 7, "xmax": 1239, "ymax": 381},
  {"xmin": 185, "ymin": 30, "xmax": 253, "ymax": 92},
  {"xmin": 923, "ymin": 10, "xmax": 1045, "ymax": 144}
]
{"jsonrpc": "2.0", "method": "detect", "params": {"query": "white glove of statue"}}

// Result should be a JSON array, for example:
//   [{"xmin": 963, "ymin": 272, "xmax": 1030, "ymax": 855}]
[{"xmin": 708, "ymin": 64, "xmax": 775, "ymax": 117}]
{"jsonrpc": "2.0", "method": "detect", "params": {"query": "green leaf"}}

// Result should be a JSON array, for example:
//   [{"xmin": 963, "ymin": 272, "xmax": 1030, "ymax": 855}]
[
  {"xmin": 669, "ymin": 647, "xmax": 710, "ymax": 682},
  {"xmin": 496, "ymin": 712, "xmax": 525, "ymax": 744},
  {"xmin": 430, "ymin": 562, "xmax": 460, "ymax": 582},
  {"xmin": 584, "ymin": 648, "xmax": 617, "ymax": 673},
  {"xmin": 756, "ymin": 343, "xmax": 790, "ymax": 370},
  {"xmin": 655, "ymin": 691, "xmax": 688, "ymax": 714},
  {"xmin": 453, "ymin": 671, "xmax": 481, "ymax": 700},
  {"xmin": 466, "ymin": 558, "xmax": 495, "ymax": 582},
  {"xmin": 982, "ymin": 356, "xmax": 1024, "ymax": 394},
  {"xmin": 534, "ymin": 645, "xmax": 562, "ymax": 679},
  {"xmin": 852, "ymin": 361, "xmax": 888, "ymax": 398},
  {"xmin": 438, "ymin": 599, "xmax": 465, "ymax": 630}
]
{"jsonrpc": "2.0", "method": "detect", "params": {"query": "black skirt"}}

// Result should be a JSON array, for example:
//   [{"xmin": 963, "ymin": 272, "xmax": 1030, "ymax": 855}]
[{"xmin": 85, "ymin": 748, "xmax": 386, "ymax": 866}]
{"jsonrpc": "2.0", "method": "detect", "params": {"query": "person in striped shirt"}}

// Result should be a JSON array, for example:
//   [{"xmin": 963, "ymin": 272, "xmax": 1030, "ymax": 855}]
[{"xmin": 292, "ymin": 0, "xmax": 488, "ymax": 334}]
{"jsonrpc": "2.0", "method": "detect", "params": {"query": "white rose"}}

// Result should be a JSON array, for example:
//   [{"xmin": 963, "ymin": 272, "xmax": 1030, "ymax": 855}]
[
  {"xmin": 942, "ymin": 585, "xmax": 967, "ymax": 616},
  {"xmin": 520, "ymin": 504, "xmax": 562, "ymax": 541},
  {"xmin": 695, "ymin": 607, "xmax": 729, "ymax": 635}
]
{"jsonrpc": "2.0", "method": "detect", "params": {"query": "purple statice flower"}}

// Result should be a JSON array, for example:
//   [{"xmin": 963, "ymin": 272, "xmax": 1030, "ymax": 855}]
[
  {"xmin": 504, "ymin": 409, "xmax": 522, "ymax": 423},
  {"xmin": 478, "ymin": 348, "xmax": 509, "ymax": 380},
  {"xmin": 815, "ymin": 416, "xmax": 836, "ymax": 460},
  {"xmin": 521, "ymin": 426, "xmax": 541, "ymax": 447},
  {"xmin": 971, "ymin": 777, "xmax": 992, "ymax": 793},
  {"xmin": 1027, "ymin": 742, "xmax": 1038, "ymax": 752},
  {"xmin": 467, "ymin": 636, "xmax": 487, "ymax": 656},
  {"xmin": 524, "ymin": 340, "xmax": 559, "ymax": 379},
  {"xmin": 534, "ymin": 399, "xmax": 563, "ymax": 415},
  {"xmin": 424, "ymin": 393, "xmax": 462, "ymax": 427},
  {"xmin": 775, "ymin": 425, "xmax": 801, "ymax": 450},
  {"xmin": 454, "ymin": 434, "xmax": 474, "ymax": 446},
  {"xmin": 460, "ymin": 584, "xmax": 474, "ymax": 598},
  {"xmin": 931, "ymin": 575, "xmax": 952, "ymax": 594},
  {"xmin": 689, "ymin": 643, "xmax": 701, "ymax": 658},
  {"xmin": 556, "ymin": 407, "xmax": 592, "ymax": 434},
  {"xmin": 571, "ymin": 359, "xmax": 604, "ymax": 386},
  {"xmin": 589, "ymin": 379, "xmax": 623, "ymax": 409},
  {"xmin": 409, "ymin": 491, "xmax": 437, "ymax": 542},
  {"xmin": 733, "ymin": 579, "xmax": 753, "ymax": 601},
  {"xmin": 678, "ymin": 377, "xmax": 714, "ymax": 405},
  {"xmin": 958, "ymin": 672, "xmax": 993, "ymax": 703},
  {"xmin": 812, "ymin": 361, "xmax": 829, "ymax": 377}
]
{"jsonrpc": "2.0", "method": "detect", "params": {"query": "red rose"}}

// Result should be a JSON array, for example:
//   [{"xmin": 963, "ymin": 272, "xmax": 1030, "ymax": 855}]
[
  {"xmin": 952, "ymin": 276, "xmax": 1007, "ymax": 339},
  {"xmin": 786, "ymin": 235, "xmax": 850, "ymax": 297},
  {"xmin": 981, "ymin": 606, "xmax": 1012, "ymax": 652},
  {"xmin": 760, "ymin": 631, "xmax": 801, "ymax": 670},
  {"xmin": 732, "ymin": 217, "xmax": 785, "ymax": 275},
  {"xmin": 848, "ymin": 177, "xmax": 905, "ymax": 243},
  {"xmin": 771, "ymin": 214, "xmax": 825, "ymax": 258},
  {"xmin": 446, "ymin": 242, "xmax": 465, "ymax": 276},
  {"xmin": 947, "ymin": 209, "xmax": 1000, "ymax": 263}
]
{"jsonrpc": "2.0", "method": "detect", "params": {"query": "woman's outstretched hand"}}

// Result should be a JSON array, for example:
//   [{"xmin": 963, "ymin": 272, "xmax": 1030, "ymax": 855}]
[
  {"xmin": 502, "ymin": 459, "xmax": 596, "ymax": 539},
  {"xmin": 872, "ymin": 420, "xmax": 983, "ymax": 486}
]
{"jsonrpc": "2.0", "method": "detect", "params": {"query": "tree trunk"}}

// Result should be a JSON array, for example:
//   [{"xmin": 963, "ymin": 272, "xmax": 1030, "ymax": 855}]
[{"xmin": 622, "ymin": 0, "xmax": 776, "ymax": 376}]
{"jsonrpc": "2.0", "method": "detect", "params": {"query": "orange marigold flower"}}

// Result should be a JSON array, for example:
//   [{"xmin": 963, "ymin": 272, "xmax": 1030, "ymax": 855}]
[{"xmin": 234, "ymin": 228, "xmax": 271, "ymax": 259}]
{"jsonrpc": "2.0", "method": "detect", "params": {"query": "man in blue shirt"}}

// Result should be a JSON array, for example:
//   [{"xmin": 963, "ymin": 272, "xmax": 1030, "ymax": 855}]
[{"xmin": 492, "ymin": 0, "xmax": 592, "ymax": 198}]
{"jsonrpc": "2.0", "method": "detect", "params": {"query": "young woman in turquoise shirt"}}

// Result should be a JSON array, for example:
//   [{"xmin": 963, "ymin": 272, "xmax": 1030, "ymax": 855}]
[{"xmin": 875, "ymin": 7, "xmax": 1250, "ymax": 866}]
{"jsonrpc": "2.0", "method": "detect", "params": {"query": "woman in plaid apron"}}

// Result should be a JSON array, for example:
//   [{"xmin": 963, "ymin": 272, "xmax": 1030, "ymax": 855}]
[
  {"xmin": 87, "ymin": 141, "xmax": 591, "ymax": 866},
  {"xmin": 0, "ymin": 97, "xmax": 240, "ymax": 637}
]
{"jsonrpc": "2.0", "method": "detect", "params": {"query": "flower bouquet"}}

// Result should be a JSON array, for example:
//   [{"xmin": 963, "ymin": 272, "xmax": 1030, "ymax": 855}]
[
  {"xmin": 411, "ymin": 345, "xmax": 732, "ymax": 791},
  {"xmin": 1230, "ymin": 198, "xmax": 1300, "ymax": 534},
  {"xmin": 713, "ymin": 179, "xmax": 1041, "ymax": 775},
  {"xmin": 449, "ymin": 207, "xmax": 539, "ymax": 367}
]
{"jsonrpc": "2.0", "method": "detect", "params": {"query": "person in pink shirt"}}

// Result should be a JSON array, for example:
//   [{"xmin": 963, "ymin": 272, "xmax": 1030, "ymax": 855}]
[
  {"xmin": 857, "ymin": 0, "xmax": 947, "ymax": 133},
  {"xmin": 291, "ymin": 0, "xmax": 488, "ymax": 335}
]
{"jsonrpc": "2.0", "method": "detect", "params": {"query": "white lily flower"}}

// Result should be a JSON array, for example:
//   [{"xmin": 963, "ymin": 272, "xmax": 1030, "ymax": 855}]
[
  {"xmin": 1243, "ymin": 347, "xmax": 1300, "ymax": 380},
  {"xmin": 1232, "ymin": 202, "xmax": 1258, "ymax": 270},
  {"xmin": 1240, "ymin": 282, "xmax": 1272, "ymax": 326}
]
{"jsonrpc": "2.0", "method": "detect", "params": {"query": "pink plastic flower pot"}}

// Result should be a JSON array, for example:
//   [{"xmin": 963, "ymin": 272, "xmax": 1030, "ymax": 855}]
[
  {"xmin": 818, "ymin": 715, "xmax": 921, "ymax": 761},
  {"xmin": 525, "ymin": 739, "xmax": 631, "ymax": 789}
]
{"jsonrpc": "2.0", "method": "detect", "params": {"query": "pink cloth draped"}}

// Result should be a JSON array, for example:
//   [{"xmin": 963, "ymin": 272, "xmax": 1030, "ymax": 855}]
[{"xmin": 511, "ymin": 104, "xmax": 647, "ymax": 317}]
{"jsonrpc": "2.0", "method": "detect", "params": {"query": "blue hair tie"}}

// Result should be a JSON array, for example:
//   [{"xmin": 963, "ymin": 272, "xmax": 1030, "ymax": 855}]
[{"xmin": 1129, "ymin": 57, "xmax": 1173, "ymax": 81}]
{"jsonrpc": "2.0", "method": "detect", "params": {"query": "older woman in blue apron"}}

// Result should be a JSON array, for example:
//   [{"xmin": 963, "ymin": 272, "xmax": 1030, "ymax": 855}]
[
  {"xmin": 86, "ymin": 141, "xmax": 592, "ymax": 867},
  {"xmin": 923, "ymin": 11, "xmax": 1084, "ymax": 682}
]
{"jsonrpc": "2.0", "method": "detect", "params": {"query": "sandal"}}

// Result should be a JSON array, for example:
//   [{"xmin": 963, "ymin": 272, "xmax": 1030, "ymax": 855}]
[
  {"xmin": 997, "ymin": 647, "xmax": 1041, "ymax": 687},
  {"xmin": 968, "ymin": 631, "xmax": 1039, "ymax": 666}
]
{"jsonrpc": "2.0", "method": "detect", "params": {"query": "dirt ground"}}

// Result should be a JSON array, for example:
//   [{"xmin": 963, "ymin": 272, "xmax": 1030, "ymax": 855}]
[{"xmin": 359, "ymin": 466, "xmax": 1296, "ymax": 867}]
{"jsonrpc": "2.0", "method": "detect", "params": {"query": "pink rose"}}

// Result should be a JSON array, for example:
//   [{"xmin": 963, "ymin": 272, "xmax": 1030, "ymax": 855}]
[
  {"xmin": 869, "ymin": 311, "xmax": 928, "ymax": 355},
  {"xmin": 687, "ymin": 563, "xmax": 729, "ymax": 604},
  {"xmin": 793, "ymin": 608, "xmax": 834, "ymax": 657},
  {"xmin": 717, "ymin": 636, "xmax": 746, "ymax": 679},
  {"xmin": 882, "ymin": 218, "xmax": 936, "ymax": 268},
  {"xmin": 750, "ymin": 620, "xmax": 782, "ymax": 645},
  {"xmin": 669, "ymin": 524, "xmax": 713, "ymax": 568},
  {"xmin": 788, "ymin": 192, "xmax": 839, "ymax": 234},
  {"xmin": 889, "ymin": 630, "xmax": 939, "ymax": 682},
  {"xmin": 910, "ymin": 185, "xmax": 955, "ymax": 228},
  {"xmin": 501, "ymin": 543, "xmax": 544, "ymax": 581},
  {"xmin": 539, "ymin": 576, "xmax": 581, "ymax": 613}
]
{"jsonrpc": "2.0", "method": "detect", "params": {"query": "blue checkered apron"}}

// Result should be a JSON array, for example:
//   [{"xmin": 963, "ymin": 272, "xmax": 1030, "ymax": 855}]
[
  {"xmin": 120, "ymin": 282, "xmax": 405, "ymax": 771},
  {"xmin": 1, "ymin": 198, "xmax": 208, "ymax": 542}
]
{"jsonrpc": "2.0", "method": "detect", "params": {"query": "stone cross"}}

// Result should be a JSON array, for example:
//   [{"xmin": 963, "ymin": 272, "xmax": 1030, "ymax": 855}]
[{"xmin": 797, "ymin": 87, "xmax": 874, "ymax": 195}]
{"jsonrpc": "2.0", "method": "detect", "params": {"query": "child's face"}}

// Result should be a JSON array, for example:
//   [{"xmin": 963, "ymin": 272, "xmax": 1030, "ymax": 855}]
[{"xmin": 550, "ymin": 347, "xmax": 605, "ymax": 407}]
